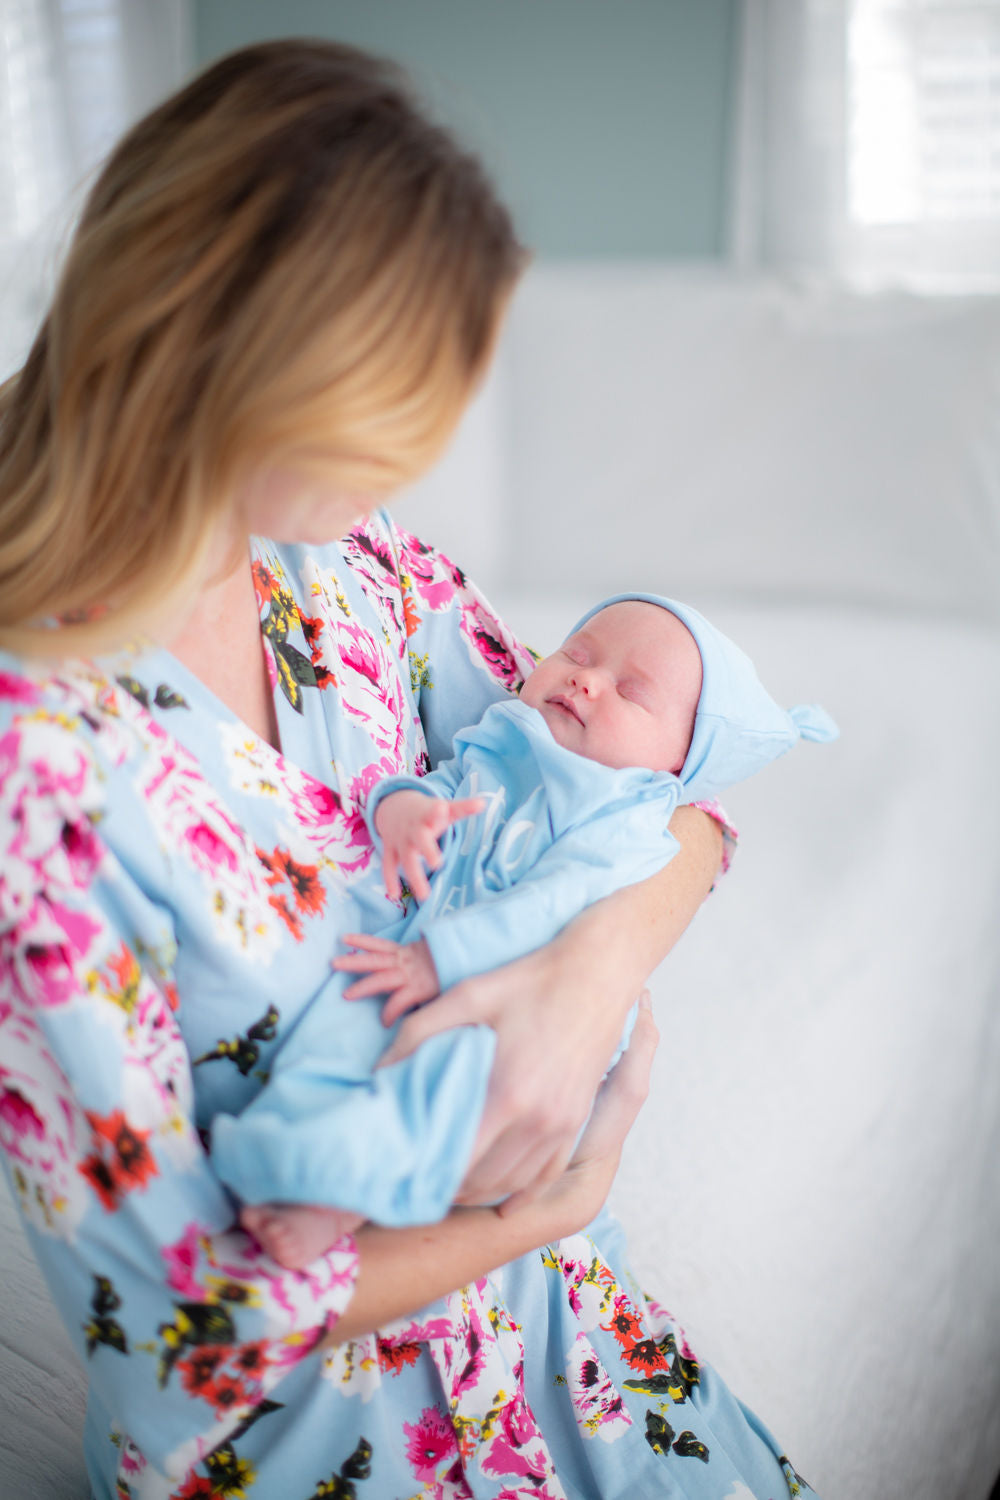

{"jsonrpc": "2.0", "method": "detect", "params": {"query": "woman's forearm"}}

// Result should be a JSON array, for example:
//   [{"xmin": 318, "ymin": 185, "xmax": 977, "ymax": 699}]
[
  {"xmin": 556, "ymin": 803, "xmax": 724, "ymax": 1004},
  {"xmin": 319, "ymin": 1203, "xmax": 548, "ymax": 1347}
]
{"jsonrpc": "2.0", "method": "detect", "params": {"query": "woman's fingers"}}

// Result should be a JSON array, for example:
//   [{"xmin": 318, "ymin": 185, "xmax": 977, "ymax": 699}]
[
  {"xmin": 496, "ymin": 1141, "xmax": 575, "ymax": 1218},
  {"xmin": 458, "ymin": 1125, "xmax": 567, "ymax": 1209},
  {"xmin": 375, "ymin": 984, "xmax": 481, "ymax": 1066},
  {"xmin": 467, "ymin": 991, "xmax": 657, "ymax": 1209}
]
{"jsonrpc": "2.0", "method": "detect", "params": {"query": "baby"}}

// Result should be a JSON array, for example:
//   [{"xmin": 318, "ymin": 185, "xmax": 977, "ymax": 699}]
[{"xmin": 212, "ymin": 594, "xmax": 837, "ymax": 1268}]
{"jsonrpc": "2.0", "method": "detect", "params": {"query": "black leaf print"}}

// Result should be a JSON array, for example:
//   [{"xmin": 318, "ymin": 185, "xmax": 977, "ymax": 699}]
[
  {"xmin": 644, "ymin": 1409, "xmax": 675, "ymax": 1456},
  {"xmin": 673, "ymin": 1429, "xmax": 710, "ymax": 1462},
  {"xmin": 153, "ymin": 683, "xmax": 189, "ymax": 710},
  {"xmin": 116, "ymin": 676, "xmax": 150, "ymax": 708}
]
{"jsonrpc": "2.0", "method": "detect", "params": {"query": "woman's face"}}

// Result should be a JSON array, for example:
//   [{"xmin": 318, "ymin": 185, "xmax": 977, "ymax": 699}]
[{"xmin": 238, "ymin": 463, "xmax": 380, "ymax": 545}]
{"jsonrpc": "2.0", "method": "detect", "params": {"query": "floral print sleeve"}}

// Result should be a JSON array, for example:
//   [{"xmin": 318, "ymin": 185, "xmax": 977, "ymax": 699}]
[
  {"xmin": 385, "ymin": 520, "xmax": 537, "ymax": 769},
  {"xmin": 0, "ymin": 676, "xmax": 358, "ymax": 1496}
]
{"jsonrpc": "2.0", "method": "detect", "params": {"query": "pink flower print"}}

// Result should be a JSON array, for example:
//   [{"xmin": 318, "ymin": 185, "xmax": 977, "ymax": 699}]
[
  {"xmin": 2, "ymin": 896, "xmax": 102, "ymax": 1009},
  {"xmin": 297, "ymin": 777, "xmax": 341, "ymax": 823},
  {"xmin": 338, "ymin": 621, "xmax": 382, "ymax": 690},
  {"xmin": 565, "ymin": 1333, "xmax": 631, "ymax": 1442},
  {"xmin": 184, "ymin": 821, "xmax": 240, "ymax": 876},
  {"xmin": 497, "ymin": 1488, "xmax": 565, "ymax": 1500},
  {"xmin": 0, "ymin": 672, "xmax": 40, "ymax": 703},
  {"xmin": 403, "ymin": 1405, "xmax": 459, "ymax": 1483},
  {"xmin": 336, "ymin": 623, "xmax": 408, "ymax": 764},
  {"xmin": 58, "ymin": 816, "xmax": 103, "ymax": 889},
  {"xmin": 481, "ymin": 1432, "xmax": 548, "ymax": 1483},
  {"xmin": 460, "ymin": 598, "xmax": 525, "ymax": 691},
  {"xmin": 0, "ymin": 1078, "xmax": 45, "ymax": 1148},
  {"xmin": 396, "ymin": 527, "xmax": 462, "ymax": 612},
  {"xmin": 499, "ymin": 1389, "xmax": 542, "ymax": 1450},
  {"xmin": 162, "ymin": 1222, "xmax": 208, "ymax": 1298}
]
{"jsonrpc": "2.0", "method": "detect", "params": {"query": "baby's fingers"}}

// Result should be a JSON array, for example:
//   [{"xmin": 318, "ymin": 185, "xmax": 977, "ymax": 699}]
[
  {"xmin": 381, "ymin": 983, "xmax": 430, "ymax": 1027},
  {"xmin": 333, "ymin": 949, "xmax": 399, "ymax": 975},
  {"xmin": 338, "ymin": 933, "xmax": 401, "ymax": 956},
  {"xmin": 441, "ymin": 797, "xmax": 486, "ymax": 828},
  {"xmin": 381, "ymin": 847, "xmax": 402, "ymax": 902},
  {"xmin": 340, "ymin": 967, "xmax": 406, "ymax": 1001}
]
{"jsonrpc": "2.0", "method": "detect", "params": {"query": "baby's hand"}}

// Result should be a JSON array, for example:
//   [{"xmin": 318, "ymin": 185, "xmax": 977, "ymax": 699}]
[
  {"xmin": 333, "ymin": 934, "xmax": 440, "ymax": 1025},
  {"xmin": 374, "ymin": 789, "xmax": 484, "ymax": 902}
]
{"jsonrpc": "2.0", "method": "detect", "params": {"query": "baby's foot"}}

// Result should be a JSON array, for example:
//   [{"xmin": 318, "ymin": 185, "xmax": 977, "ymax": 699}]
[{"xmin": 241, "ymin": 1202, "xmax": 364, "ymax": 1271}]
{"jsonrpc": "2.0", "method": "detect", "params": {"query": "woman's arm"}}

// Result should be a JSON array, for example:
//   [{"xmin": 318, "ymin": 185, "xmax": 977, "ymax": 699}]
[
  {"xmin": 378, "ymin": 803, "xmax": 722, "ymax": 1205},
  {"xmin": 321, "ymin": 993, "xmax": 657, "ymax": 1347}
]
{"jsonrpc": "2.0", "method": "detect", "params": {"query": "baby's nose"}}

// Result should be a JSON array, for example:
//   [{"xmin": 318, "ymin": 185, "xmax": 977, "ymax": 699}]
[{"xmin": 571, "ymin": 665, "xmax": 601, "ymax": 695}]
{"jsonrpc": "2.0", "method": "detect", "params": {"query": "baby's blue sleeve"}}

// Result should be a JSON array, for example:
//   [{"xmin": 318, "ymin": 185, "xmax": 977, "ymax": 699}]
[
  {"xmin": 421, "ymin": 796, "xmax": 682, "ymax": 995},
  {"xmin": 211, "ymin": 973, "xmax": 496, "ymax": 1227}
]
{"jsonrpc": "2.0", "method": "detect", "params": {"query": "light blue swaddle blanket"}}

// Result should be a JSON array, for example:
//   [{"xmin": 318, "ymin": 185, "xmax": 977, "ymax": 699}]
[{"xmin": 211, "ymin": 592, "xmax": 837, "ymax": 1226}]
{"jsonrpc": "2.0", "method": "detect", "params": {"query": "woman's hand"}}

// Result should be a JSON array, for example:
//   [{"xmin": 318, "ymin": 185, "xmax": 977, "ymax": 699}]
[
  {"xmin": 320, "ymin": 997, "xmax": 658, "ymax": 1348},
  {"xmin": 376, "ymin": 804, "xmax": 722, "ymax": 1206}
]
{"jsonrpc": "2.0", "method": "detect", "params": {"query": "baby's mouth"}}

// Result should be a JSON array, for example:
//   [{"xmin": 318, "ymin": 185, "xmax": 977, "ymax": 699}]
[{"xmin": 547, "ymin": 695, "xmax": 584, "ymax": 727}]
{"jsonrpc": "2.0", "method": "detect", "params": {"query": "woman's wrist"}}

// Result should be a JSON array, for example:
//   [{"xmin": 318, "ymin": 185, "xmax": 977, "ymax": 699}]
[{"xmin": 319, "ymin": 1193, "xmax": 575, "ymax": 1349}]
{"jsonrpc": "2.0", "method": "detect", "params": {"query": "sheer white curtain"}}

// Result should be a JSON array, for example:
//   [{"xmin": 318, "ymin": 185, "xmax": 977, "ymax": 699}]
[
  {"xmin": 0, "ymin": 0, "xmax": 191, "ymax": 376},
  {"xmin": 731, "ymin": 0, "xmax": 1000, "ymax": 289}
]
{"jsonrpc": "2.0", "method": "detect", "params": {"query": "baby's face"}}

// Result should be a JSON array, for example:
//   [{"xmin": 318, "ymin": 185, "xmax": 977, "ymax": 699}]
[{"xmin": 520, "ymin": 601, "xmax": 702, "ymax": 774}]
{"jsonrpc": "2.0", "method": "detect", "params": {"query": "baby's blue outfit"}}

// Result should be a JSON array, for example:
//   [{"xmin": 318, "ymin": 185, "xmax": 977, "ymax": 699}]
[{"xmin": 211, "ymin": 593, "xmax": 836, "ymax": 1227}]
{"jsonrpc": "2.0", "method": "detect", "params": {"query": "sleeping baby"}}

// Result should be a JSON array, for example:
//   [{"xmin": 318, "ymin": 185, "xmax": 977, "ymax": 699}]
[{"xmin": 211, "ymin": 593, "xmax": 837, "ymax": 1268}]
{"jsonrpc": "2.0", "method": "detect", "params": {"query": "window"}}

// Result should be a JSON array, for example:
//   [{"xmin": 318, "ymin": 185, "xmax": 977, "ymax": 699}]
[
  {"xmin": 733, "ymin": 0, "xmax": 1000, "ymax": 288},
  {"xmin": 0, "ymin": 0, "xmax": 189, "ymax": 376}
]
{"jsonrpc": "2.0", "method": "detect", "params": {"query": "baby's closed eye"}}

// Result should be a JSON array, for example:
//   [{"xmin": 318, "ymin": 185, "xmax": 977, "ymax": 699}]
[{"xmin": 617, "ymin": 680, "xmax": 651, "ymax": 707}]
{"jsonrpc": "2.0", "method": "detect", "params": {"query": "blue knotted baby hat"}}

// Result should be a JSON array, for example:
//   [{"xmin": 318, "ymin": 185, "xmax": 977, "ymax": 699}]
[{"xmin": 568, "ymin": 593, "xmax": 838, "ymax": 802}]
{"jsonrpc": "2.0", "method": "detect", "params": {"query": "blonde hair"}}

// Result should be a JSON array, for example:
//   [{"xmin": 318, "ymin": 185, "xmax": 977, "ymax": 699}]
[{"xmin": 0, "ymin": 39, "xmax": 526, "ymax": 655}]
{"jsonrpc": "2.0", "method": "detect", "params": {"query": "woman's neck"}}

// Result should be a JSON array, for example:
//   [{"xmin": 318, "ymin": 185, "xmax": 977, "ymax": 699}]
[{"xmin": 166, "ymin": 543, "xmax": 281, "ymax": 751}]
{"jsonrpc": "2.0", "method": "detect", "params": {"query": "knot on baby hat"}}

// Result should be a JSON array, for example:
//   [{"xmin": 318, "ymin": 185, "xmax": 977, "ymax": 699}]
[{"xmin": 569, "ymin": 593, "xmax": 839, "ymax": 803}]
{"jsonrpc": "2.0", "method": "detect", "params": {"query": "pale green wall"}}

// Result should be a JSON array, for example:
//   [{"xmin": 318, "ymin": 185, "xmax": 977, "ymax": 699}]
[{"xmin": 193, "ymin": 0, "xmax": 737, "ymax": 259}]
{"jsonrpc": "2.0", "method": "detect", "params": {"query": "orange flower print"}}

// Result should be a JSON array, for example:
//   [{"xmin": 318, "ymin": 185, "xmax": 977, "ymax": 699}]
[
  {"xmin": 402, "ymin": 588, "xmax": 421, "ymax": 638},
  {"xmin": 251, "ymin": 560, "xmax": 275, "ymax": 610},
  {"xmin": 299, "ymin": 612, "xmax": 336, "ymax": 689},
  {"xmin": 622, "ymin": 1337, "xmax": 668, "ymax": 1376},
  {"xmin": 79, "ymin": 1109, "xmax": 158, "ymax": 1212},
  {"xmin": 602, "ymin": 1293, "xmax": 643, "ymax": 1349},
  {"xmin": 378, "ymin": 1338, "xmax": 421, "ymax": 1375},
  {"xmin": 273, "ymin": 849, "xmax": 326, "ymax": 916},
  {"xmin": 178, "ymin": 1344, "xmax": 229, "ymax": 1397},
  {"xmin": 256, "ymin": 846, "xmax": 326, "ymax": 942}
]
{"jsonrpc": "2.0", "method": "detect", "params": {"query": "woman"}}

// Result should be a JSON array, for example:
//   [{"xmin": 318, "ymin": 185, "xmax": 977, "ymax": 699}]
[{"xmin": 0, "ymin": 40, "xmax": 815, "ymax": 1500}]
